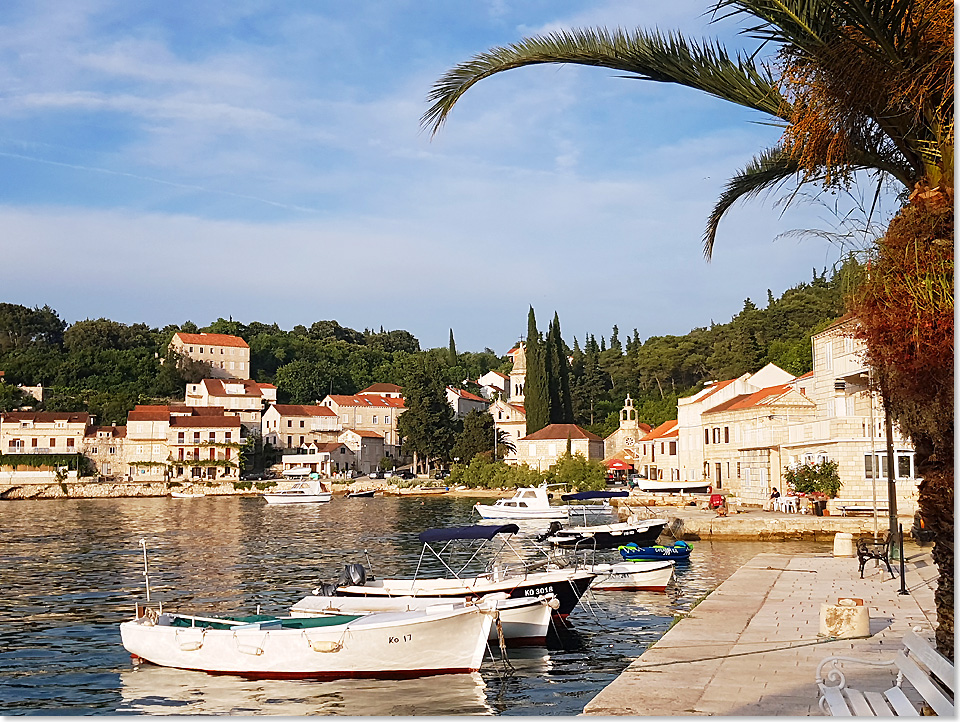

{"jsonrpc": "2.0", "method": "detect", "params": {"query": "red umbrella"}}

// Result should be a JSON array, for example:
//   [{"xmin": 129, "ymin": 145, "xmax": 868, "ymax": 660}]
[{"xmin": 605, "ymin": 459, "xmax": 630, "ymax": 470}]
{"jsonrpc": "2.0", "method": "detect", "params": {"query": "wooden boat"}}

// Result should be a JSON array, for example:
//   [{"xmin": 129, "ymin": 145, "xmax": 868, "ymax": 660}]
[
  {"xmin": 170, "ymin": 491, "xmax": 204, "ymax": 499},
  {"xmin": 262, "ymin": 479, "xmax": 332, "ymax": 505},
  {"xmin": 543, "ymin": 517, "xmax": 668, "ymax": 550},
  {"xmin": 629, "ymin": 478, "xmax": 711, "ymax": 494},
  {"xmin": 331, "ymin": 524, "xmax": 595, "ymax": 619},
  {"xmin": 619, "ymin": 540, "xmax": 693, "ymax": 561},
  {"xmin": 120, "ymin": 602, "xmax": 494, "ymax": 679},
  {"xmin": 290, "ymin": 591, "xmax": 559, "ymax": 646},
  {"xmin": 473, "ymin": 485, "xmax": 567, "ymax": 520},
  {"xmin": 346, "ymin": 489, "xmax": 376, "ymax": 498},
  {"xmin": 586, "ymin": 559, "xmax": 675, "ymax": 591}
]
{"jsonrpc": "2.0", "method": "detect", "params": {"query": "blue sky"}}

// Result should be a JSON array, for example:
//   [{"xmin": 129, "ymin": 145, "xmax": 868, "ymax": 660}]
[{"xmin": 0, "ymin": 1, "xmax": 886, "ymax": 353}]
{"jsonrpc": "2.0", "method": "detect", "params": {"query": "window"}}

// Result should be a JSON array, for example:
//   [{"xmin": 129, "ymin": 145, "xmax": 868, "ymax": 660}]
[
  {"xmin": 49, "ymin": 438, "xmax": 56, "ymax": 447},
  {"xmin": 193, "ymin": 447, "xmax": 200, "ymax": 459},
  {"xmin": 199, "ymin": 347, "xmax": 204, "ymax": 353},
  {"xmin": 287, "ymin": 436, "xmax": 292, "ymax": 447},
  {"xmin": 715, "ymin": 463, "xmax": 722, "ymax": 489},
  {"xmin": 108, "ymin": 446, "xmax": 116, "ymax": 454},
  {"xmin": 737, "ymin": 462, "xmax": 741, "ymax": 478},
  {"xmin": 724, "ymin": 427, "xmax": 729, "ymax": 443},
  {"xmin": 299, "ymin": 436, "xmax": 304, "ymax": 445},
  {"xmin": 713, "ymin": 427, "xmax": 720, "ymax": 444},
  {"xmin": 661, "ymin": 442, "xmax": 665, "ymax": 454},
  {"xmin": 239, "ymin": 362, "xmax": 245, "ymax": 370},
  {"xmin": 31, "ymin": 438, "xmax": 38, "ymax": 447},
  {"xmin": 355, "ymin": 416, "xmax": 362, "ymax": 425},
  {"xmin": 299, "ymin": 420, "xmax": 305, "ymax": 428},
  {"xmin": 179, "ymin": 448, "xmax": 185, "ymax": 461},
  {"xmin": 209, "ymin": 448, "xmax": 216, "ymax": 460},
  {"xmin": 384, "ymin": 416, "xmax": 390, "ymax": 425},
  {"xmin": 209, "ymin": 432, "xmax": 216, "ymax": 442},
  {"xmin": 824, "ymin": 342, "xmax": 833, "ymax": 370},
  {"xmin": 225, "ymin": 432, "xmax": 231, "ymax": 442},
  {"xmin": 287, "ymin": 420, "xmax": 293, "ymax": 428},
  {"xmin": 90, "ymin": 446, "xmax": 98, "ymax": 455},
  {"xmin": 178, "ymin": 432, "xmax": 185, "ymax": 443},
  {"xmin": 342, "ymin": 415, "xmax": 349, "ymax": 424},
  {"xmin": 225, "ymin": 448, "xmax": 231, "ymax": 459},
  {"xmin": 669, "ymin": 441, "xmax": 676, "ymax": 455},
  {"xmin": 372, "ymin": 416, "xmax": 378, "ymax": 425},
  {"xmin": 66, "ymin": 438, "xmax": 74, "ymax": 448},
  {"xmin": 103, "ymin": 463, "xmax": 111, "ymax": 475},
  {"xmin": 193, "ymin": 432, "xmax": 201, "ymax": 442},
  {"xmin": 704, "ymin": 429, "xmax": 710, "ymax": 445},
  {"xmin": 221, "ymin": 348, "xmax": 225, "ymax": 354}
]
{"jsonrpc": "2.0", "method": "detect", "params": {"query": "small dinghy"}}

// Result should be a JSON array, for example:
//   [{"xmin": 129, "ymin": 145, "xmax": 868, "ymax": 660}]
[
  {"xmin": 585, "ymin": 559, "xmax": 675, "ymax": 592},
  {"xmin": 619, "ymin": 540, "xmax": 693, "ymax": 561},
  {"xmin": 346, "ymin": 489, "xmax": 376, "ymax": 498}
]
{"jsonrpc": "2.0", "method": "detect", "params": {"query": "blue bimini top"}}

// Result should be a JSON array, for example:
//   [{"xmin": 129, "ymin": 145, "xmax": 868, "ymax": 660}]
[
  {"xmin": 560, "ymin": 490, "xmax": 629, "ymax": 501},
  {"xmin": 418, "ymin": 524, "xmax": 520, "ymax": 543}
]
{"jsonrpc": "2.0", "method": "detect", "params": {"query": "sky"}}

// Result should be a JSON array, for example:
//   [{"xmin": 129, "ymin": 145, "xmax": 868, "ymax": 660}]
[{"xmin": 0, "ymin": 1, "xmax": 890, "ymax": 354}]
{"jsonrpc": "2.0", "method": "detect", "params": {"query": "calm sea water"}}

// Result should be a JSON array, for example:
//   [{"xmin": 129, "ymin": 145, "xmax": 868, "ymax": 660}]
[{"xmin": 0, "ymin": 495, "xmax": 831, "ymax": 716}]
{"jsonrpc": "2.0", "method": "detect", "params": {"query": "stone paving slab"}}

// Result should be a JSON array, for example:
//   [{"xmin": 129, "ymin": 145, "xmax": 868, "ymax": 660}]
[{"xmin": 583, "ymin": 549, "xmax": 938, "ymax": 716}]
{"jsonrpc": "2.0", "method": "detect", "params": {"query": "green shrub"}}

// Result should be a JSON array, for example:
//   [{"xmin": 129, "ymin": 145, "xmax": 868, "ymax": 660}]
[
  {"xmin": 782, "ymin": 459, "xmax": 842, "ymax": 498},
  {"xmin": 255, "ymin": 481, "xmax": 277, "ymax": 490},
  {"xmin": 232, "ymin": 481, "xmax": 253, "ymax": 490}
]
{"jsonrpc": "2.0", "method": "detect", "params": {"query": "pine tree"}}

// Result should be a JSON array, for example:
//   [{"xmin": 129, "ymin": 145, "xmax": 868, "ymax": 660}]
[
  {"xmin": 524, "ymin": 307, "xmax": 549, "ymax": 434},
  {"xmin": 610, "ymin": 325, "xmax": 622, "ymax": 353}
]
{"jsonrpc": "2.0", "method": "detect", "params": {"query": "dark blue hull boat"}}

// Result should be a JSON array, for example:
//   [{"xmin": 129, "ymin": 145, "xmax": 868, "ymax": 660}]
[{"xmin": 619, "ymin": 540, "xmax": 692, "ymax": 561}]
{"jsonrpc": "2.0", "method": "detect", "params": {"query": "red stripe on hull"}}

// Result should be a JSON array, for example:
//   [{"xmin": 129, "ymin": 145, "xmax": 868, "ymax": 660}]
[{"xmin": 592, "ymin": 585, "xmax": 668, "ymax": 592}]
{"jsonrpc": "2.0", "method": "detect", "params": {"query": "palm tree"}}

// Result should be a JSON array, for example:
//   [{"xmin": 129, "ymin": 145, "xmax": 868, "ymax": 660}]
[
  {"xmin": 423, "ymin": 0, "xmax": 953, "ymax": 657},
  {"xmin": 422, "ymin": 0, "xmax": 951, "ymax": 256}
]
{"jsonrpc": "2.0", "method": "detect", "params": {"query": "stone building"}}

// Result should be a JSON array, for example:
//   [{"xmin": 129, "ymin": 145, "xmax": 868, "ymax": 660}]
[
  {"xmin": 169, "ymin": 332, "xmax": 251, "ymax": 380},
  {"xmin": 516, "ymin": 423, "xmax": 604, "ymax": 470},
  {"xmin": 261, "ymin": 404, "xmax": 340, "ymax": 450},
  {"xmin": 320, "ymin": 394, "xmax": 405, "ymax": 453},
  {"xmin": 186, "ymin": 378, "xmax": 277, "ymax": 431}
]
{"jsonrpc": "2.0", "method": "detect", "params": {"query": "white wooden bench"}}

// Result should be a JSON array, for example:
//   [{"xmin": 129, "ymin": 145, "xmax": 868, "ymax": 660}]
[
  {"xmin": 832, "ymin": 499, "xmax": 890, "ymax": 517},
  {"xmin": 816, "ymin": 631, "xmax": 954, "ymax": 716}
]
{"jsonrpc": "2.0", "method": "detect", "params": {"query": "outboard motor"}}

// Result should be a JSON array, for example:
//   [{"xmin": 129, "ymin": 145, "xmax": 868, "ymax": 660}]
[
  {"xmin": 315, "ymin": 581, "xmax": 339, "ymax": 596},
  {"xmin": 536, "ymin": 521, "xmax": 563, "ymax": 543},
  {"xmin": 337, "ymin": 563, "xmax": 367, "ymax": 587}
]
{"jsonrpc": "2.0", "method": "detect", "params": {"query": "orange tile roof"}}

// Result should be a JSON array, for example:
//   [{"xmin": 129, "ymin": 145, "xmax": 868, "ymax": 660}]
[
  {"xmin": 326, "ymin": 395, "xmax": 406, "ymax": 409},
  {"xmin": 85, "ymin": 425, "xmax": 127, "ymax": 438},
  {"xmin": 342, "ymin": 429, "xmax": 383, "ymax": 438},
  {"xmin": 642, "ymin": 420, "xmax": 678, "ymax": 441},
  {"xmin": 521, "ymin": 423, "xmax": 602, "ymax": 442},
  {"xmin": 703, "ymin": 384, "xmax": 793, "ymax": 414},
  {"xmin": 311, "ymin": 442, "xmax": 348, "ymax": 453},
  {"xmin": 272, "ymin": 404, "xmax": 337, "ymax": 417},
  {"xmin": 448, "ymin": 386, "xmax": 486, "ymax": 403},
  {"xmin": 173, "ymin": 332, "xmax": 249, "ymax": 348},
  {"xmin": 200, "ymin": 378, "xmax": 273, "ymax": 397},
  {"xmin": 127, "ymin": 407, "xmax": 172, "ymax": 422},
  {"xmin": 693, "ymin": 379, "xmax": 736, "ymax": 405}
]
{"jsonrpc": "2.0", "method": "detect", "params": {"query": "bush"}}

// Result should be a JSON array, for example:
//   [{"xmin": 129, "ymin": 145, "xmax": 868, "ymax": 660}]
[
  {"xmin": 232, "ymin": 481, "xmax": 253, "ymax": 490},
  {"xmin": 255, "ymin": 481, "xmax": 277, "ymax": 490},
  {"xmin": 782, "ymin": 459, "xmax": 841, "ymax": 498}
]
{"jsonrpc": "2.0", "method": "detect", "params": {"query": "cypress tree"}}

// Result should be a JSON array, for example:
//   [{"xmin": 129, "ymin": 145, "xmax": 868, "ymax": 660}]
[
  {"xmin": 545, "ymin": 317, "xmax": 561, "ymax": 423},
  {"xmin": 448, "ymin": 328, "xmax": 457, "ymax": 366},
  {"xmin": 524, "ymin": 307, "xmax": 549, "ymax": 434},
  {"xmin": 553, "ymin": 312, "xmax": 573, "ymax": 423}
]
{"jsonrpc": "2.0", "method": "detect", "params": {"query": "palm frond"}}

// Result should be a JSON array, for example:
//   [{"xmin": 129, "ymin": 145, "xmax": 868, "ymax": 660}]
[
  {"xmin": 704, "ymin": 146, "xmax": 801, "ymax": 260},
  {"xmin": 421, "ymin": 27, "xmax": 788, "ymax": 136}
]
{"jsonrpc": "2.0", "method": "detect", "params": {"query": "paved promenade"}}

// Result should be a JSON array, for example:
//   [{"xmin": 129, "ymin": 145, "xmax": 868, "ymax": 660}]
[{"xmin": 583, "ymin": 547, "xmax": 939, "ymax": 716}]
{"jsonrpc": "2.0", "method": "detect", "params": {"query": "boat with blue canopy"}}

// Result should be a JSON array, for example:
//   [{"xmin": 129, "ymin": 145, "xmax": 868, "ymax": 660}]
[
  {"xmin": 560, "ymin": 490, "xmax": 628, "ymax": 519},
  {"xmin": 329, "ymin": 523, "xmax": 595, "ymax": 619}
]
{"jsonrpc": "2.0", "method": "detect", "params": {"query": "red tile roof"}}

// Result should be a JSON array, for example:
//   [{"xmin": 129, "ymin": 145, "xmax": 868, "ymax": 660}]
[
  {"xmin": 271, "ymin": 404, "xmax": 337, "ymax": 417},
  {"xmin": 85, "ymin": 425, "xmax": 127, "ymax": 439},
  {"xmin": 342, "ymin": 429, "xmax": 383, "ymax": 438},
  {"xmin": 199, "ymin": 378, "xmax": 273, "ymax": 397},
  {"xmin": 359, "ymin": 383, "xmax": 403, "ymax": 394},
  {"xmin": 521, "ymin": 423, "xmax": 602, "ymax": 442},
  {"xmin": 703, "ymin": 384, "xmax": 794, "ymax": 414},
  {"xmin": 173, "ymin": 332, "xmax": 249, "ymax": 348},
  {"xmin": 692, "ymin": 379, "xmax": 736, "ymax": 405},
  {"xmin": 448, "ymin": 386, "xmax": 486, "ymax": 403},
  {"xmin": 642, "ymin": 420, "xmax": 678, "ymax": 441},
  {"xmin": 326, "ymin": 395, "xmax": 406, "ymax": 409}
]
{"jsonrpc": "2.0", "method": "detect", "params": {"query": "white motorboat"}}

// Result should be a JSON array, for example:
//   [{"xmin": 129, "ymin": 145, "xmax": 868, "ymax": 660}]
[
  {"xmin": 170, "ymin": 491, "xmax": 204, "ymax": 498},
  {"xmin": 290, "ymin": 591, "xmax": 559, "ymax": 646},
  {"xmin": 544, "ymin": 516, "xmax": 669, "ymax": 550},
  {"xmin": 120, "ymin": 602, "xmax": 494, "ymax": 679},
  {"xmin": 586, "ymin": 559, "xmax": 675, "ymax": 591},
  {"xmin": 262, "ymin": 479, "xmax": 332, "ymax": 505},
  {"xmin": 329, "ymin": 524, "xmax": 595, "ymax": 619},
  {"xmin": 473, "ymin": 485, "xmax": 567, "ymax": 520}
]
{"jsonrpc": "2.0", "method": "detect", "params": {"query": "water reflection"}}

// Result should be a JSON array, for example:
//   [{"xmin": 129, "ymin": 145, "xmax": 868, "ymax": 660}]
[{"xmin": 118, "ymin": 666, "xmax": 492, "ymax": 716}]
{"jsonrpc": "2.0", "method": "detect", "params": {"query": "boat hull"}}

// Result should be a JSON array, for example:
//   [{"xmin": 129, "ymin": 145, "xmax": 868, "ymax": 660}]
[
  {"xmin": 120, "ymin": 605, "xmax": 492, "ymax": 679},
  {"xmin": 473, "ymin": 503, "xmax": 567, "ymax": 520},
  {"xmin": 587, "ymin": 560, "xmax": 675, "ymax": 591},
  {"xmin": 291, "ymin": 593, "xmax": 557, "ymax": 646},
  {"xmin": 631, "ymin": 480, "xmax": 711, "ymax": 493},
  {"xmin": 335, "ymin": 569, "xmax": 595, "ymax": 619},
  {"xmin": 263, "ymin": 493, "xmax": 332, "ymax": 504},
  {"xmin": 547, "ymin": 520, "xmax": 668, "ymax": 550},
  {"xmin": 619, "ymin": 541, "xmax": 692, "ymax": 561}
]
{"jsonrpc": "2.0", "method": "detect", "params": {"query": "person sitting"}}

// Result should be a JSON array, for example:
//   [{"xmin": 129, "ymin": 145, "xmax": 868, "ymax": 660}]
[{"xmin": 765, "ymin": 488, "xmax": 781, "ymax": 511}]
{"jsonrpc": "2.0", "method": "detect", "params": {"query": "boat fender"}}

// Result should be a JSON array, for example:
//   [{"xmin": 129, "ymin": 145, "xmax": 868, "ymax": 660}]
[
  {"xmin": 175, "ymin": 628, "xmax": 205, "ymax": 651},
  {"xmin": 233, "ymin": 633, "xmax": 266, "ymax": 656},
  {"xmin": 307, "ymin": 639, "xmax": 343, "ymax": 653},
  {"xmin": 545, "ymin": 596, "xmax": 560, "ymax": 610}
]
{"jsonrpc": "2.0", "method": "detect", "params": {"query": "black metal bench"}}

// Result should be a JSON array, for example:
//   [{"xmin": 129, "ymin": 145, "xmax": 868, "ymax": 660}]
[{"xmin": 856, "ymin": 534, "xmax": 895, "ymax": 579}]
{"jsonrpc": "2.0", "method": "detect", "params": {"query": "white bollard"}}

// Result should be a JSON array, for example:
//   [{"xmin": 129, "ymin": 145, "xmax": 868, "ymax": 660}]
[{"xmin": 833, "ymin": 531, "xmax": 854, "ymax": 557}]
